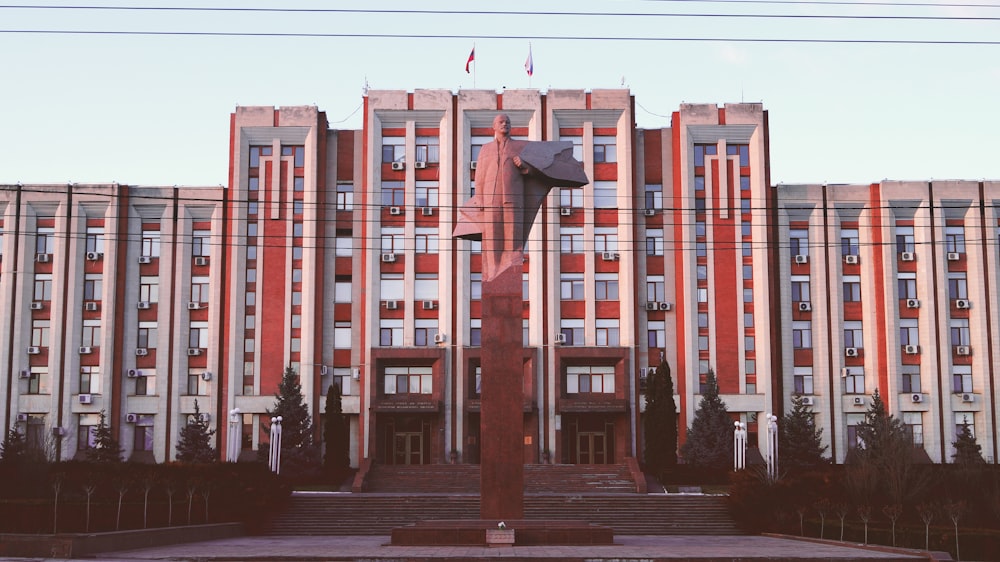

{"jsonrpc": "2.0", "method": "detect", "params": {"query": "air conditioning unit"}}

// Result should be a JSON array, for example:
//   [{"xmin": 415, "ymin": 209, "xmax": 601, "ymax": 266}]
[
  {"xmin": 422, "ymin": 300, "xmax": 437, "ymax": 310},
  {"xmin": 659, "ymin": 302, "xmax": 672, "ymax": 311},
  {"xmin": 947, "ymin": 252, "xmax": 961, "ymax": 261},
  {"xmin": 35, "ymin": 253, "xmax": 50, "ymax": 263},
  {"xmin": 798, "ymin": 302, "xmax": 812, "ymax": 312},
  {"xmin": 852, "ymin": 396, "xmax": 865, "ymax": 406},
  {"xmin": 956, "ymin": 345, "xmax": 971, "ymax": 356},
  {"xmin": 421, "ymin": 207, "xmax": 434, "ymax": 216},
  {"xmin": 414, "ymin": 161, "xmax": 427, "ymax": 169},
  {"xmin": 384, "ymin": 300, "xmax": 399, "ymax": 310},
  {"xmin": 841, "ymin": 367, "xmax": 850, "ymax": 378},
  {"xmin": 794, "ymin": 254, "xmax": 808, "ymax": 264},
  {"xmin": 201, "ymin": 371, "xmax": 212, "ymax": 381},
  {"xmin": 86, "ymin": 251, "xmax": 102, "ymax": 261},
  {"xmin": 433, "ymin": 333, "xmax": 445, "ymax": 344},
  {"xmin": 85, "ymin": 302, "xmax": 98, "ymax": 311},
  {"xmin": 194, "ymin": 256, "xmax": 209, "ymax": 266},
  {"xmin": 560, "ymin": 207, "xmax": 572, "ymax": 216},
  {"xmin": 644, "ymin": 209, "xmax": 656, "ymax": 217},
  {"xmin": 904, "ymin": 344, "xmax": 919, "ymax": 355},
  {"xmin": 911, "ymin": 393, "xmax": 924, "ymax": 403},
  {"xmin": 390, "ymin": 162, "xmax": 405, "ymax": 171},
  {"xmin": 320, "ymin": 365, "xmax": 329, "ymax": 376},
  {"xmin": 126, "ymin": 369, "xmax": 141, "ymax": 378},
  {"xmin": 470, "ymin": 161, "xmax": 477, "ymax": 170},
  {"xmin": 900, "ymin": 252, "xmax": 915, "ymax": 262},
  {"xmin": 845, "ymin": 347, "xmax": 859, "ymax": 357},
  {"xmin": 961, "ymin": 393, "xmax": 975, "ymax": 403},
  {"xmin": 601, "ymin": 252, "xmax": 620, "ymax": 261},
  {"xmin": 381, "ymin": 253, "xmax": 397, "ymax": 263},
  {"xmin": 79, "ymin": 394, "xmax": 93, "ymax": 404},
  {"xmin": 19, "ymin": 369, "xmax": 31, "ymax": 379},
  {"xmin": 187, "ymin": 348, "xmax": 202, "ymax": 356},
  {"xmin": 135, "ymin": 348, "xmax": 148, "ymax": 356},
  {"xmin": 138, "ymin": 256, "xmax": 152, "ymax": 264},
  {"xmin": 645, "ymin": 301, "xmax": 657, "ymax": 311},
  {"xmin": 126, "ymin": 413, "xmax": 138, "ymax": 423},
  {"xmin": 30, "ymin": 302, "xmax": 43, "ymax": 310},
  {"xmin": 188, "ymin": 302, "xmax": 202, "ymax": 310},
  {"xmin": 956, "ymin": 299, "xmax": 970, "ymax": 309},
  {"xmin": 801, "ymin": 396, "xmax": 815, "ymax": 406},
  {"xmin": 844, "ymin": 255, "xmax": 859, "ymax": 265},
  {"xmin": 906, "ymin": 299, "xmax": 920, "ymax": 309},
  {"xmin": 79, "ymin": 346, "xmax": 92, "ymax": 354},
  {"xmin": 137, "ymin": 301, "xmax": 150, "ymax": 310},
  {"xmin": 389, "ymin": 206, "xmax": 402, "ymax": 215},
  {"xmin": 27, "ymin": 346, "xmax": 40, "ymax": 355},
  {"xmin": 16, "ymin": 413, "xmax": 29, "ymax": 422},
  {"xmin": 554, "ymin": 333, "xmax": 567, "ymax": 344}
]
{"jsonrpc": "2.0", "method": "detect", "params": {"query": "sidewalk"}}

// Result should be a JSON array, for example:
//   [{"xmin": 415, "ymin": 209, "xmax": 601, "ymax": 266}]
[{"xmin": 2, "ymin": 534, "xmax": 941, "ymax": 561}]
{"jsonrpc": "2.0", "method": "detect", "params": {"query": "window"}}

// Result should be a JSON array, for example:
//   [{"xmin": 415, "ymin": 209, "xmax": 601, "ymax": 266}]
[
  {"xmin": 950, "ymin": 318, "xmax": 970, "ymax": 347},
  {"xmin": 334, "ymin": 279, "xmax": 352, "ymax": 303},
  {"xmin": 698, "ymin": 335, "xmax": 709, "ymax": 351},
  {"xmin": 33, "ymin": 274, "xmax": 52, "ymax": 301},
  {"xmin": 325, "ymin": 368, "xmax": 352, "ymax": 396},
  {"xmin": 85, "ymin": 227, "xmax": 104, "ymax": 254},
  {"xmin": 901, "ymin": 369, "xmax": 921, "ymax": 393},
  {"xmin": 139, "ymin": 276, "xmax": 159, "ymax": 303},
  {"xmin": 789, "ymin": 229, "xmax": 809, "ymax": 257},
  {"xmin": 381, "ymin": 137, "xmax": 405, "ymax": 163},
  {"xmin": 947, "ymin": 272, "xmax": 968, "ymax": 300},
  {"xmin": 415, "ymin": 181, "xmax": 439, "ymax": 207},
  {"xmin": 646, "ymin": 275, "xmax": 665, "ymax": 302},
  {"xmin": 594, "ymin": 227, "xmax": 618, "ymax": 253},
  {"xmin": 595, "ymin": 273, "xmax": 619, "ymax": 301},
  {"xmin": 414, "ymin": 273, "xmax": 438, "ymax": 302},
  {"xmin": 560, "ymin": 187, "xmax": 583, "ymax": 208},
  {"xmin": 415, "ymin": 319, "xmax": 439, "ymax": 347},
  {"xmin": 566, "ymin": 365, "xmax": 615, "ymax": 394},
  {"xmin": 381, "ymin": 227, "xmax": 404, "ymax": 254},
  {"xmin": 945, "ymin": 225, "xmax": 966, "ymax": 254},
  {"xmin": 134, "ymin": 415, "xmax": 154, "ymax": 452},
  {"xmin": 844, "ymin": 367, "xmax": 865, "ymax": 394},
  {"xmin": 471, "ymin": 135, "xmax": 492, "ymax": 162},
  {"xmin": 693, "ymin": 143, "xmax": 717, "ymax": 167},
  {"xmin": 793, "ymin": 366, "xmax": 813, "ymax": 395},
  {"xmin": 379, "ymin": 319, "xmax": 403, "ymax": 347},
  {"xmin": 81, "ymin": 320, "xmax": 101, "ymax": 347},
  {"xmin": 593, "ymin": 181, "xmax": 618, "ymax": 208},
  {"xmin": 560, "ymin": 273, "xmax": 584, "ymax": 300},
  {"xmin": 744, "ymin": 335, "xmax": 755, "ymax": 351},
  {"xmin": 470, "ymin": 273, "xmax": 482, "ymax": 301},
  {"xmin": 697, "ymin": 265, "xmax": 708, "ymax": 281},
  {"xmin": 248, "ymin": 177, "xmax": 259, "ymax": 192},
  {"xmin": 141, "ymin": 231, "xmax": 160, "ymax": 258},
  {"xmin": 560, "ymin": 135, "xmax": 583, "ymax": 161},
  {"xmin": 954, "ymin": 413, "xmax": 975, "ymax": 440},
  {"xmin": 646, "ymin": 229, "xmax": 664, "ymax": 256},
  {"xmin": 743, "ymin": 288, "xmax": 753, "ymax": 303},
  {"xmin": 698, "ymin": 312, "xmax": 709, "ymax": 328},
  {"xmin": 695, "ymin": 241, "xmax": 707, "ymax": 258},
  {"xmin": 79, "ymin": 366, "xmax": 99, "ymax": 394},
  {"xmin": 593, "ymin": 136, "xmax": 617, "ymax": 163},
  {"xmin": 187, "ymin": 369, "xmax": 209, "ymax": 396},
  {"xmin": 560, "ymin": 227, "xmax": 584, "ymax": 253},
  {"xmin": 415, "ymin": 227, "xmax": 438, "ymax": 254},
  {"xmin": 25, "ymin": 367, "xmax": 46, "ymax": 395},
  {"xmin": 415, "ymin": 136, "xmax": 440, "ymax": 163},
  {"xmin": 470, "ymin": 319, "xmax": 482, "ymax": 346},
  {"xmin": 335, "ymin": 235, "xmax": 352, "ymax": 257},
  {"xmin": 840, "ymin": 228, "xmax": 859, "ymax": 256},
  {"xmin": 84, "ymin": 274, "xmax": 102, "ymax": 301},
  {"xmin": 695, "ymin": 221, "xmax": 706, "ymax": 237},
  {"xmin": 334, "ymin": 322, "xmax": 351, "ymax": 349},
  {"xmin": 188, "ymin": 275, "xmax": 211, "ymax": 304},
  {"xmin": 36, "ymin": 227, "xmax": 55, "ymax": 255},
  {"xmin": 843, "ymin": 275, "xmax": 861, "ymax": 302},
  {"xmin": 138, "ymin": 321, "xmax": 157, "ymax": 349},
  {"xmin": 742, "ymin": 241, "xmax": 752, "ymax": 257},
  {"xmin": 293, "ymin": 223, "xmax": 303, "ymax": 238},
  {"xmin": 384, "ymin": 366, "xmax": 432, "ymax": 395},
  {"xmin": 843, "ymin": 321, "xmax": 864, "ymax": 349},
  {"xmin": 647, "ymin": 320, "xmax": 665, "ymax": 348},
  {"xmin": 336, "ymin": 182, "xmax": 354, "ymax": 211},
  {"xmin": 727, "ymin": 143, "xmax": 750, "ymax": 167},
  {"xmin": 560, "ymin": 319, "xmax": 584, "ymax": 346},
  {"xmin": 189, "ymin": 321, "xmax": 208, "ymax": 349},
  {"xmin": 744, "ymin": 313, "xmax": 754, "ymax": 327},
  {"xmin": 381, "ymin": 181, "xmax": 405, "ymax": 206},
  {"xmin": 192, "ymin": 230, "xmax": 211, "ymax": 257},
  {"xmin": 596, "ymin": 319, "xmax": 620, "ymax": 346},
  {"xmin": 293, "ymin": 200, "xmax": 303, "ymax": 215},
  {"xmin": 895, "ymin": 225, "xmax": 915, "ymax": 253},
  {"xmin": 77, "ymin": 413, "xmax": 99, "ymax": 451},
  {"xmin": 899, "ymin": 319, "xmax": 919, "ymax": 346},
  {"xmin": 792, "ymin": 321, "xmax": 812, "ymax": 349},
  {"xmin": 898, "ymin": 272, "xmax": 916, "ymax": 299},
  {"xmin": 25, "ymin": 415, "xmax": 46, "ymax": 452},
  {"xmin": 644, "ymin": 184, "xmax": 662, "ymax": 210},
  {"xmin": 31, "ymin": 319, "xmax": 50, "ymax": 347},
  {"xmin": 698, "ymin": 288, "xmax": 708, "ymax": 303},
  {"xmin": 846, "ymin": 414, "xmax": 865, "ymax": 450},
  {"xmin": 791, "ymin": 275, "xmax": 810, "ymax": 302}
]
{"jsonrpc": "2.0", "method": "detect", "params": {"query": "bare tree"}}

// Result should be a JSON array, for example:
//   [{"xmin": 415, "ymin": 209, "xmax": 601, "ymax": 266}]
[
  {"xmin": 835, "ymin": 503, "xmax": 849, "ymax": 541},
  {"xmin": 186, "ymin": 480, "xmax": 197, "ymax": 525},
  {"xmin": 943, "ymin": 500, "xmax": 965, "ymax": 561},
  {"xmin": 82, "ymin": 479, "xmax": 97, "ymax": 532},
  {"xmin": 882, "ymin": 504, "xmax": 902, "ymax": 546},
  {"xmin": 856, "ymin": 505, "xmax": 872, "ymax": 545},
  {"xmin": 165, "ymin": 481, "xmax": 176, "ymax": 526},
  {"xmin": 51, "ymin": 473, "xmax": 64, "ymax": 533},
  {"xmin": 141, "ymin": 473, "xmax": 155, "ymax": 529},
  {"xmin": 115, "ymin": 479, "xmax": 129, "ymax": 531},
  {"xmin": 916, "ymin": 503, "xmax": 935, "ymax": 552},
  {"xmin": 815, "ymin": 498, "xmax": 830, "ymax": 539}
]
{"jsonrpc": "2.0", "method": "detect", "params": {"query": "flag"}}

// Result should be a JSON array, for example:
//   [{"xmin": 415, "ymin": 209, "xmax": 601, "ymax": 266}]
[
  {"xmin": 524, "ymin": 45, "xmax": 534, "ymax": 76},
  {"xmin": 465, "ymin": 47, "xmax": 475, "ymax": 74}
]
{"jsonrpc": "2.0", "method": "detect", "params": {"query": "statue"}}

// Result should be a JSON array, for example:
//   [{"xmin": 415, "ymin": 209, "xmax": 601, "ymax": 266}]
[{"xmin": 454, "ymin": 114, "xmax": 588, "ymax": 283}]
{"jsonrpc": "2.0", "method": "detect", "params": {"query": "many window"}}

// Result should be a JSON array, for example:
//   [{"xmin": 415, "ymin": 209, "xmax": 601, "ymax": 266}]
[
  {"xmin": 79, "ymin": 366, "xmax": 99, "ymax": 394},
  {"xmin": 840, "ymin": 228, "xmax": 860, "ymax": 256},
  {"xmin": 899, "ymin": 319, "xmax": 919, "ymax": 346},
  {"xmin": 140, "ymin": 276, "xmax": 158, "ymax": 303},
  {"xmin": 898, "ymin": 272, "xmax": 916, "ymax": 299},
  {"xmin": 595, "ymin": 319, "xmax": 620, "ymax": 347},
  {"xmin": 77, "ymin": 413, "xmax": 99, "ymax": 451},
  {"xmin": 336, "ymin": 182, "xmax": 354, "ymax": 211},
  {"xmin": 843, "ymin": 275, "xmax": 861, "ymax": 302},
  {"xmin": 141, "ymin": 231, "xmax": 160, "ymax": 258},
  {"xmin": 789, "ymin": 229, "xmax": 809, "ymax": 257},
  {"xmin": 83, "ymin": 274, "xmax": 102, "ymax": 301},
  {"xmin": 134, "ymin": 415, "xmax": 155, "ymax": 452},
  {"xmin": 192, "ymin": 230, "xmax": 211, "ymax": 257},
  {"xmin": 560, "ymin": 319, "xmax": 584, "ymax": 346},
  {"xmin": 381, "ymin": 137, "xmax": 405, "ymax": 163},
  {"xmin": 187, "ymin": 369, "xmax": 209, "ymax": 396},
  {"xmin": 334, "ymin": 322, "xmax": 351, "ymax": 349},
  {"xmin": 646, "ymin": 275, "xmax": 665, "ymax": 302},
  {"xmin": 901, "ymin": 369, "xmax": 921, "ymax": 393},
  {"xmin": 135, "ymin": 368, "xmax": 156, "ymax": 397},
  {"xmin": 594, "ymin": 227, "xmax": 618, "ymax": 253},
  {"xmin": 844, "ymin": 367, "xmax": 865, "ymax": 394},
  {"xmin": 35, "ymin": 227, "xmax": 55, "ymax": 255},
  {"xmin": 947, "ymin": 272, "xmax": 968, "ymax": 300},
  {"xmin": 566, "ymin": 365, "xmax": 615, "ymax": 394},
  {"xmin": 895, "ymin": 225, "xmax": 915, "ymax": 253},
  {"xmin": 81, "ymin": 320, "xmax": 101, "ymax": 347},
  {"xmin": 593, "ymin": 136, "xmax": 617, "ymax": 163},
  {"xmin": 415, "ymin": 319, "xmax": 439, "ymax": 347},
  {"xmin": 791, "ymin": 275, "xmax": 810, "ymax": 302},
  {"xmin": 792, "ymin": 321, "xmax": 811, "ymax": 349},
  {"xmin": 189, "ymin": 321, "xmax": 209, "ymax": 349},
  {"xmin": 953, "ymin": 365, "xmax": 973, "ymax": 393},
  {"xmin": 843, "ymin": 321, "xmax": 864, "ymax": 349},
  {"xmin": 595, "ymin": 273, "xmax": 619, "ymax": 301},
  {"xmin": 693, "ymin": 143, "xmax": 717, "ymax": 167},
  {"xmin": 646, "ymin": 229, "xmax": 664, "ymax": 256},
  {"xmin": 415, "ymin": 136, "xmax": 440, "ymax": 163},
  {"xmin": 85, "ymin": 227, "xmax": 104, "ymax": 254},
  {"xmin": 560, "ymin": 227, "xmax": 584, "ymax": 253},
  {"xmin": 644, "ymin": 184, "xmax": 662, "ymax": 210},
  {"xmin": 793, "ymin": 366, "xmax": 813, "ymax": 395},
  {"xmin": 381, "ymin": 181, "xmax": 405, "ymax": 206},
  {"xmin": 33, "ymin": 274, "xmax": 52, "ymax": 301},
  {"xmin": 384, "ymin": 366, "xmax": 432, "ymax": 395},
  {"xmin": 379, "ymin": 319, "xmax": 403, "ymax": 347},
  {"xmin": 945, "ymin": 225, "xmax": 966, "ymax": 254},
  {"xmin": 560, "ymin": 187, "xmax": 583, "ymax": 208},
  {"xmin": 950, "ymin": 318, "xmax": 970, "ymax": 346},
  {"xmin": 31, "ymin": 320, "xmax": 49, "ymax": 347},
  {"xmin": 560, "ymin": 273, "xmax": 584, "ymax": 300},
  {"xmin": 593, "ymin": 181, "xmax": 617, "ymax": 208},
  {"xmin": 415, "ymin": 181, "xmax": 439, "ymax": 207},
  {"xmin": 647, "ymin": 320, "xmax": 665, "ymax": 348},
  {"xmin": 415, "ymin": 227, "xmax": 438, "ymax": 254}
]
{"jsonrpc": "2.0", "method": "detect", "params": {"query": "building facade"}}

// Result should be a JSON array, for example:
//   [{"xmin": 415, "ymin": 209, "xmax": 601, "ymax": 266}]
[{"xmin": 0, "ymin": 89, "xmax": 996, "ymax": 467}]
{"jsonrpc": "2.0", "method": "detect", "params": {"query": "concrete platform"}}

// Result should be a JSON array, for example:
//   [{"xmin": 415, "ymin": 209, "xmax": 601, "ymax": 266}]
[{"xmin": 0, "ymin": 534, "xmax": 944, "ymax": 561}]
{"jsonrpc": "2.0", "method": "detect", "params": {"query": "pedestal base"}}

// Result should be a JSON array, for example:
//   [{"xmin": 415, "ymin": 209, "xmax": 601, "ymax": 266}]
[{"xmin": 390, "ymin": 519, "xmax": 616, "ymax": 546}]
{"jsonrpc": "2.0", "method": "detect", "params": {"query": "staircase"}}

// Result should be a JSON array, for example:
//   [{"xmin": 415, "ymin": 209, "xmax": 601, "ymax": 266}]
[
  {"xmin": 267, "ymin": 493, "xmax": 743, "ymax": 536},
  {"xmin": 362, "ymin": 463, "xmax": 637, "ymax": 494}
]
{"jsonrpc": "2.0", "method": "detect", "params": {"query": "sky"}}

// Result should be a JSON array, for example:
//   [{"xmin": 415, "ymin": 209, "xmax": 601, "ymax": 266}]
[{"xmin": 1, "ymin": 0, "xmax": 999, "ymax": 187}]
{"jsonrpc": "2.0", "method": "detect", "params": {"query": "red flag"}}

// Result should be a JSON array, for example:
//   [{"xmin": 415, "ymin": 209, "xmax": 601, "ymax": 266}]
[{"xmin": 465, "ymin": 47, "xmax": 475, "ymax": 73}]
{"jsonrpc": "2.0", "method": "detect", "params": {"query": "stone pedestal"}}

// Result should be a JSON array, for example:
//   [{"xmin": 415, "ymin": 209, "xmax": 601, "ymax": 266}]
[{"xmin": 479, "ymin": 265, "xmax": 525, "ymax": 520}]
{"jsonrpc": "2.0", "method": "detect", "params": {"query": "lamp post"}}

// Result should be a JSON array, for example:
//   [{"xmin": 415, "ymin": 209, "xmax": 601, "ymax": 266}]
[
  {"xmin": 733, "ymin": 421, "xmax": 747, "ymax": 471},
  {"xmin": 765, "ymin": 413, "xmax": 778, "ymax": 481},
  {"xmin": 268, "ymin": 416, "xmax": 283, "ymax": 474},
  {"xmin": 227, "ymin": 408, "xmax": 241, "ymax": 462}
]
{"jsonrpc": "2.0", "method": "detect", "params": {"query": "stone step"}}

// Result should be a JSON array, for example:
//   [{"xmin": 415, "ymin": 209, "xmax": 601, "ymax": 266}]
[{"xmin": 363, "ymin": 463, "xmax": 638, "ymax": 494}]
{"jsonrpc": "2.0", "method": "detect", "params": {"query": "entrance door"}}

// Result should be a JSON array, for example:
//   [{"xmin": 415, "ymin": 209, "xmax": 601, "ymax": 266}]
[
  {"xmin": 393, "ymin": 432, "xmax": 424, "ymax": 465},
  {"xmin": 576, "ymin": 431, "xmax": 607, "ymax": 464}
]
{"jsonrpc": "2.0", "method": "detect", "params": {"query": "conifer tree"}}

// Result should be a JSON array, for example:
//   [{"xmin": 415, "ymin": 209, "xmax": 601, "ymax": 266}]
[
  {"xmin": 0, "ymin": 428, "xmax": 27, "ymax": 463},
  {"xmin": 264, "ymin": 365, "xmax": 319, "ymax": 476},
  {"xmin": 643, "ymin": 356, "xmax": 678, "ymax": 476},
  {"xmin": 679, "ymin": 369, "xmax": 731, "ymax": 470},
  {"xmin": 87, "ymin": 409, "xmax": 123, "ymax": 463},
  {"xmin": 176, "ymin": 399, "xmax": 217, "ymax": 463},
  {"xmin": 780, "ymin": 393, "xmax": 828, "ymax": 472},
  {"xmin": 323, "ymin": 384, "xmax": 350, "ymax": 482},
  {"xmin": 951, "ymin": 418, "xmax": 985, "ymax": 465}
]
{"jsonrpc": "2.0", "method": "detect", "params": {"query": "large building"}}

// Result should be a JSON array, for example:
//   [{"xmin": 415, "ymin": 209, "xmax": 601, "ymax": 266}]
[{"xmin": 1, "ymin": 89, "xmax": 996, "ymax": 468}]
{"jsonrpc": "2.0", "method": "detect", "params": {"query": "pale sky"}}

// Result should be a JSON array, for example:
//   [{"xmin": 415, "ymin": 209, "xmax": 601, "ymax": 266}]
[{"xmin": 1, "ymin": 0, "xmax": 998, "ymax": 187}]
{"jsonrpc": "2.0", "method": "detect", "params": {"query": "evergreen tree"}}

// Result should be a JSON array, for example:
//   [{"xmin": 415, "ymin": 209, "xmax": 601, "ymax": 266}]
[
  {"xmin": 176, "ymin": 399, "xmax": 217, "ymax": 463},
  {"xmin": 780, "ymin": 393, "xmax": 828, "ymax": 472},
  {"xmin": 852, "ymin": 388, "xmax": 919, "ymax": 505},
  {"xmin": 265, "ymin": 366, "xmax": 319, "ymax": 476},
  {"xmin": 643, "ymin": 356, "xmax": 678, "ymax": 476},
  {"xmin": 323, "ymin": 384, "xmax": 350, "ymax": 482},
  {"xmin": 679, "ymin": 369, "xmax": 731, "ymax": 470},
  {"xmin": 0, "ymin": 428, "xmax": 27, "ymax": 463},
  {"xmin": 952, "ymin": 418, "xmax": 985, "ymax": 465},
  {"xmin": 87, "ymin": 409, "xmax": 123, "ymax": 463}
]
